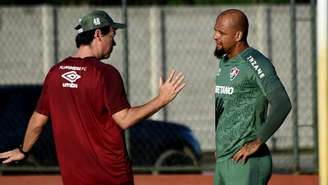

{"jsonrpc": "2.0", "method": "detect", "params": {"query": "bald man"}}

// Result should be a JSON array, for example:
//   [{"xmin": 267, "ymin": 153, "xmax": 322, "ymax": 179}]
[{"xmin": 213, "ymin": 9, "xmax": 291, "ymax": 185}]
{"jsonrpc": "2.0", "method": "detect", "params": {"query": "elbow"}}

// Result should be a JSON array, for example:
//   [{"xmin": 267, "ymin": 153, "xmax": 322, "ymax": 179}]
[
  {"xmin": 288, "ymin": 102, "xmax": 292, "ymax": 113},
  {"xmin": 115, "ymin": 119, "xmax": 135, "ymax": 130},
  {"xmin": 286, "ymin": 97, "xmax": 292, "ymax": 113},
  {"xmin": 118, "ymin": 122, "xmax": 130, "ymax": 130},
  {"xmin": 112, "ymin": 109, "xmax": 132, "ymax": 130},
  {"xmin": 277, "ymin": 90, "xmax": 292, "ymax": 114},
  {"xmin": 116, "ymin": 118, "xmax": 140, "ymax": 130},
  {"xmin": 279, "ymin": 96, "xmax": 292, "ymax": 116},
  {"xmin": 112, "ymin": 108, "xmax": 140, "ymax": 130},
  {"xmin": 33, "ymin": 121, "xmax": 46, "ymax": 130},
  {"xmin": 114, "ymin": 119, "xmax": 128, "ymax": 130}
]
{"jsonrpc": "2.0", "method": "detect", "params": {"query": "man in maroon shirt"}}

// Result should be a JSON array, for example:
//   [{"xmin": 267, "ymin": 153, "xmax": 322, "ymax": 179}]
[{"xmin": 0, "ymin": 10, "xmax": 185, "ymax": 185}]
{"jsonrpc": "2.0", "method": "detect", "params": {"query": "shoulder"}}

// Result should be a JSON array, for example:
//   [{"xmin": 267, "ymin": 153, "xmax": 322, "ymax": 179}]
[
  {"xmin": 98, "ymin": 62, "xmax": 120, "ymax": 75},
  {"xmin": 48, "ymin": 57, "xmax": 72, "ymax": 73},
  {"xmin": 239, "ymin": 47, "xmax": 276, "ymax": 80},
  {"xmin": 45, "ymin": 60, "xmax": 65, "ymax": 78},
  {"xmin": 95, "ymin": 62, "xmax": 123, "ymax": 83}
]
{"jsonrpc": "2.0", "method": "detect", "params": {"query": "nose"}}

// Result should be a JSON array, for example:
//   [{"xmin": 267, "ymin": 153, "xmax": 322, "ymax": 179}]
[{"xmin": 214, "ymin": 31, "xmax": 219, "ymax": 40}]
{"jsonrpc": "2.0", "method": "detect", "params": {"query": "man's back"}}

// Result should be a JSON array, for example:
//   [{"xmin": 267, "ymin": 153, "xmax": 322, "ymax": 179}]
[{"xmin": 36, "ymin": 57, "xmax": 133, "ymax": 185}]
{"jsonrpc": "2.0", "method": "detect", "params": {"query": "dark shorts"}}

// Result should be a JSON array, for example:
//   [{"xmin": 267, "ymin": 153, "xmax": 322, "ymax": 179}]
[{"xmin": 214, "ymin": 145, "xmax": 272, "ymax": 185}]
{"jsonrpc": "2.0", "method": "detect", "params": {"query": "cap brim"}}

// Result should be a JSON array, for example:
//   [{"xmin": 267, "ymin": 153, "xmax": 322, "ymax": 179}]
[
  {"xmin": 74, "ymin": 25, "xmax": 81, "ymax": 30},
  {"xmin": 112, "ymin": 22, "xmax": 126, "ymax": 29}
]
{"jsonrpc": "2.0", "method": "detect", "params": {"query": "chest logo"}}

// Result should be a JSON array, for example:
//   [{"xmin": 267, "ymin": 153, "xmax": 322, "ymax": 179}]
[
  {"xmin": 61, "ymin": 71, "xmax": 81, "ymax": 88},
  {"xmin": 230, "ymin": 67, "xmax": 240, "ymax": 81}
]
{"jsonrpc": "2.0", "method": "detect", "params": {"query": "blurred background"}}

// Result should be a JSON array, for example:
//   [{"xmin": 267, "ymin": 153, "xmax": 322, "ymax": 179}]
[{"xmin": 0, "ymin": 0, "xmax": 318, "ymax": 176}]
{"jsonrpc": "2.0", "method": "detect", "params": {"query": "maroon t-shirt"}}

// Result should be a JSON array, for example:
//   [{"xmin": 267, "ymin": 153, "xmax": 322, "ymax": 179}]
[{"xmin": 36, "ymin": 57, "xmax": 133, "ymax": 185}]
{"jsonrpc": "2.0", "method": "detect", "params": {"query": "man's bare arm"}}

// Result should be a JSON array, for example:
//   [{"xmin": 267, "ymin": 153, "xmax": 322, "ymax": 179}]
[
  {"xmin": 0, "ymin": 112, "xmax": 48, "ymax": 164},
  {"xmin": 113, "ymin": 70, "xmax": 185, "ymax": 129}
]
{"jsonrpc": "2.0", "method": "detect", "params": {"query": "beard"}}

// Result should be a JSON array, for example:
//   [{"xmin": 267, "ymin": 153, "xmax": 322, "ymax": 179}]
[{"xmin": 214, "ymin": 46, "xmax": 225, "ymax": 59}]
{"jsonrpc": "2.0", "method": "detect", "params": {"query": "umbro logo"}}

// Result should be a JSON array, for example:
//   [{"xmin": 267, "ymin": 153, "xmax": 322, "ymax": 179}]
[
  {"xmin": 61, "ymin": 71, "xmax": 81, "ymax": 83},
  {"xmin": 61, "ymin": 71, "xmax": 81, "ymax": 88}
]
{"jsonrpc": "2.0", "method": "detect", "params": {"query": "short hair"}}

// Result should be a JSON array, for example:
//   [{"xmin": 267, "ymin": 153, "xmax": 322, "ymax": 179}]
[
  {"xmin": 219, "ymin": 9, "xmax": 249, "ymax": 40},
  {"xmin": 75, "ymin": 26, "xmax": 111, "ymax": 48}
]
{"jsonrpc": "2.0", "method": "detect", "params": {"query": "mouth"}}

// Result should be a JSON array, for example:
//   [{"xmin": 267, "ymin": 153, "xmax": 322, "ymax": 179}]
[{"xmin": 215, "ymin": 41, "xmax": 222, "ymax": 48}]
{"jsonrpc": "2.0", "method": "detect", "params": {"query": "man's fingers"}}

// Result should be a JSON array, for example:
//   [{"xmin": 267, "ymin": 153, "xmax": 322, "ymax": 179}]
[
  {"xmin": 0, "ymin": 151, "xmax": 12, "ymax": 159},
  {"xmin": 172, "ymin": 73, "xmax": 185, "ymax": 87},
  {"xmin": 232, "ymin": 151, "xmax": 241, "ymax": 162},
  {"xmin": 232, "ymin": 147, "xmax": 247, "ymax": 162},
  {"xmin": 235, "ymin": 153, "xmax": 245, "ymax": 163},
  {"xmin": 159, "ymin": 76, "xmax": 163, "ymax": 86},
  {"xmin": 0, "ymin": 149, "xmax": 25, "ymax": 164},
  {"xmin": 241, "ymin": 154, "xmax": 248, "ymax": 164},
  {"xmin": 167, "ymin": 69, "xmax": 176, "ymax": 83},
  {"xmin": 2, "ymin": 158, "xmax": 13, "ymax": 164},
  {"xmin": 175, "ymin": 83, "xmax": 186, "ymax": 93},
  {"xmin": 233, "ymin": 154, "xmax": 242, "ymax": 162},
  {"xmin": 231, "ymin": 141, "xmax": 261, "ymax": 164},
  {"xmin": 232, "ymin": 148, "xmax": 249, "ymax": 164}
]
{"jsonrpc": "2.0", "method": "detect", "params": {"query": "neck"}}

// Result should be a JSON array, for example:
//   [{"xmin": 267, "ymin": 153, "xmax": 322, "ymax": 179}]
[
  {"xmin": 73, "ymin": 45, "xmax": 98, "ymax": 59},
  {"xmin": 227, "ymin": 41, "xmax": 249, "ymax": 59}
]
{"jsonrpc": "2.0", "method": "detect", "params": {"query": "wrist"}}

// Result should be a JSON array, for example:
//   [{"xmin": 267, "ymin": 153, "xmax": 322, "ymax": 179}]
[
  {"xmin": 254, "ymin": 138, "xmax": 263, "ymax": 145},
  {"xmin": 157, "ymin": 94, "xmax": 169, "ymax": 106},
  {"xmin": 18, "ymin": 145, "xmax": 29, "ymax": 158}
]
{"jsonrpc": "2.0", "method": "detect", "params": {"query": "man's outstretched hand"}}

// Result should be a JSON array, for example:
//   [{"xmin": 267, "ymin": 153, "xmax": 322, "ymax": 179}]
[{"xmin": 158, "ymin": 69, "xmax": 186, "ymax": 105}]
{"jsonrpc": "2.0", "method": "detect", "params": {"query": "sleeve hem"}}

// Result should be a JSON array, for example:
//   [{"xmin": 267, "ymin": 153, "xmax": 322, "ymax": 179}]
[
  {"xmin": 35, "ymin": 109, "xmax": 50, "ymax": 117},
  {"xmin": 111, "ymin": 102, "xmax": 131, "ymax": 115}
]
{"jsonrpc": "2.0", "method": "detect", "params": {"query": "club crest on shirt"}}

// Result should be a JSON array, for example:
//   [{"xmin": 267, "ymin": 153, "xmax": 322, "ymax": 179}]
[{"xmin": 230, "ymin": 67, "xmax": 240, "ymax": 81}]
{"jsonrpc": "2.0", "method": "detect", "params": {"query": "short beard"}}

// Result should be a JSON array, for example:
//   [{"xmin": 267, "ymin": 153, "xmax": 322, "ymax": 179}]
[{"xmin": 214, "ymin": 47, "xmax": 225, "ymax": 59}]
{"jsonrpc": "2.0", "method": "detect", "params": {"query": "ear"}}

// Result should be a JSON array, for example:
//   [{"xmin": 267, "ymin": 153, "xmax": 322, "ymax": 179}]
[
  {"xmin": 235, "ymin": 31, "xmax": 243, "ymax": 42},
  {"xmin": 94, "ymin": 29, "xmax": 102, "ymax": 40}
]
